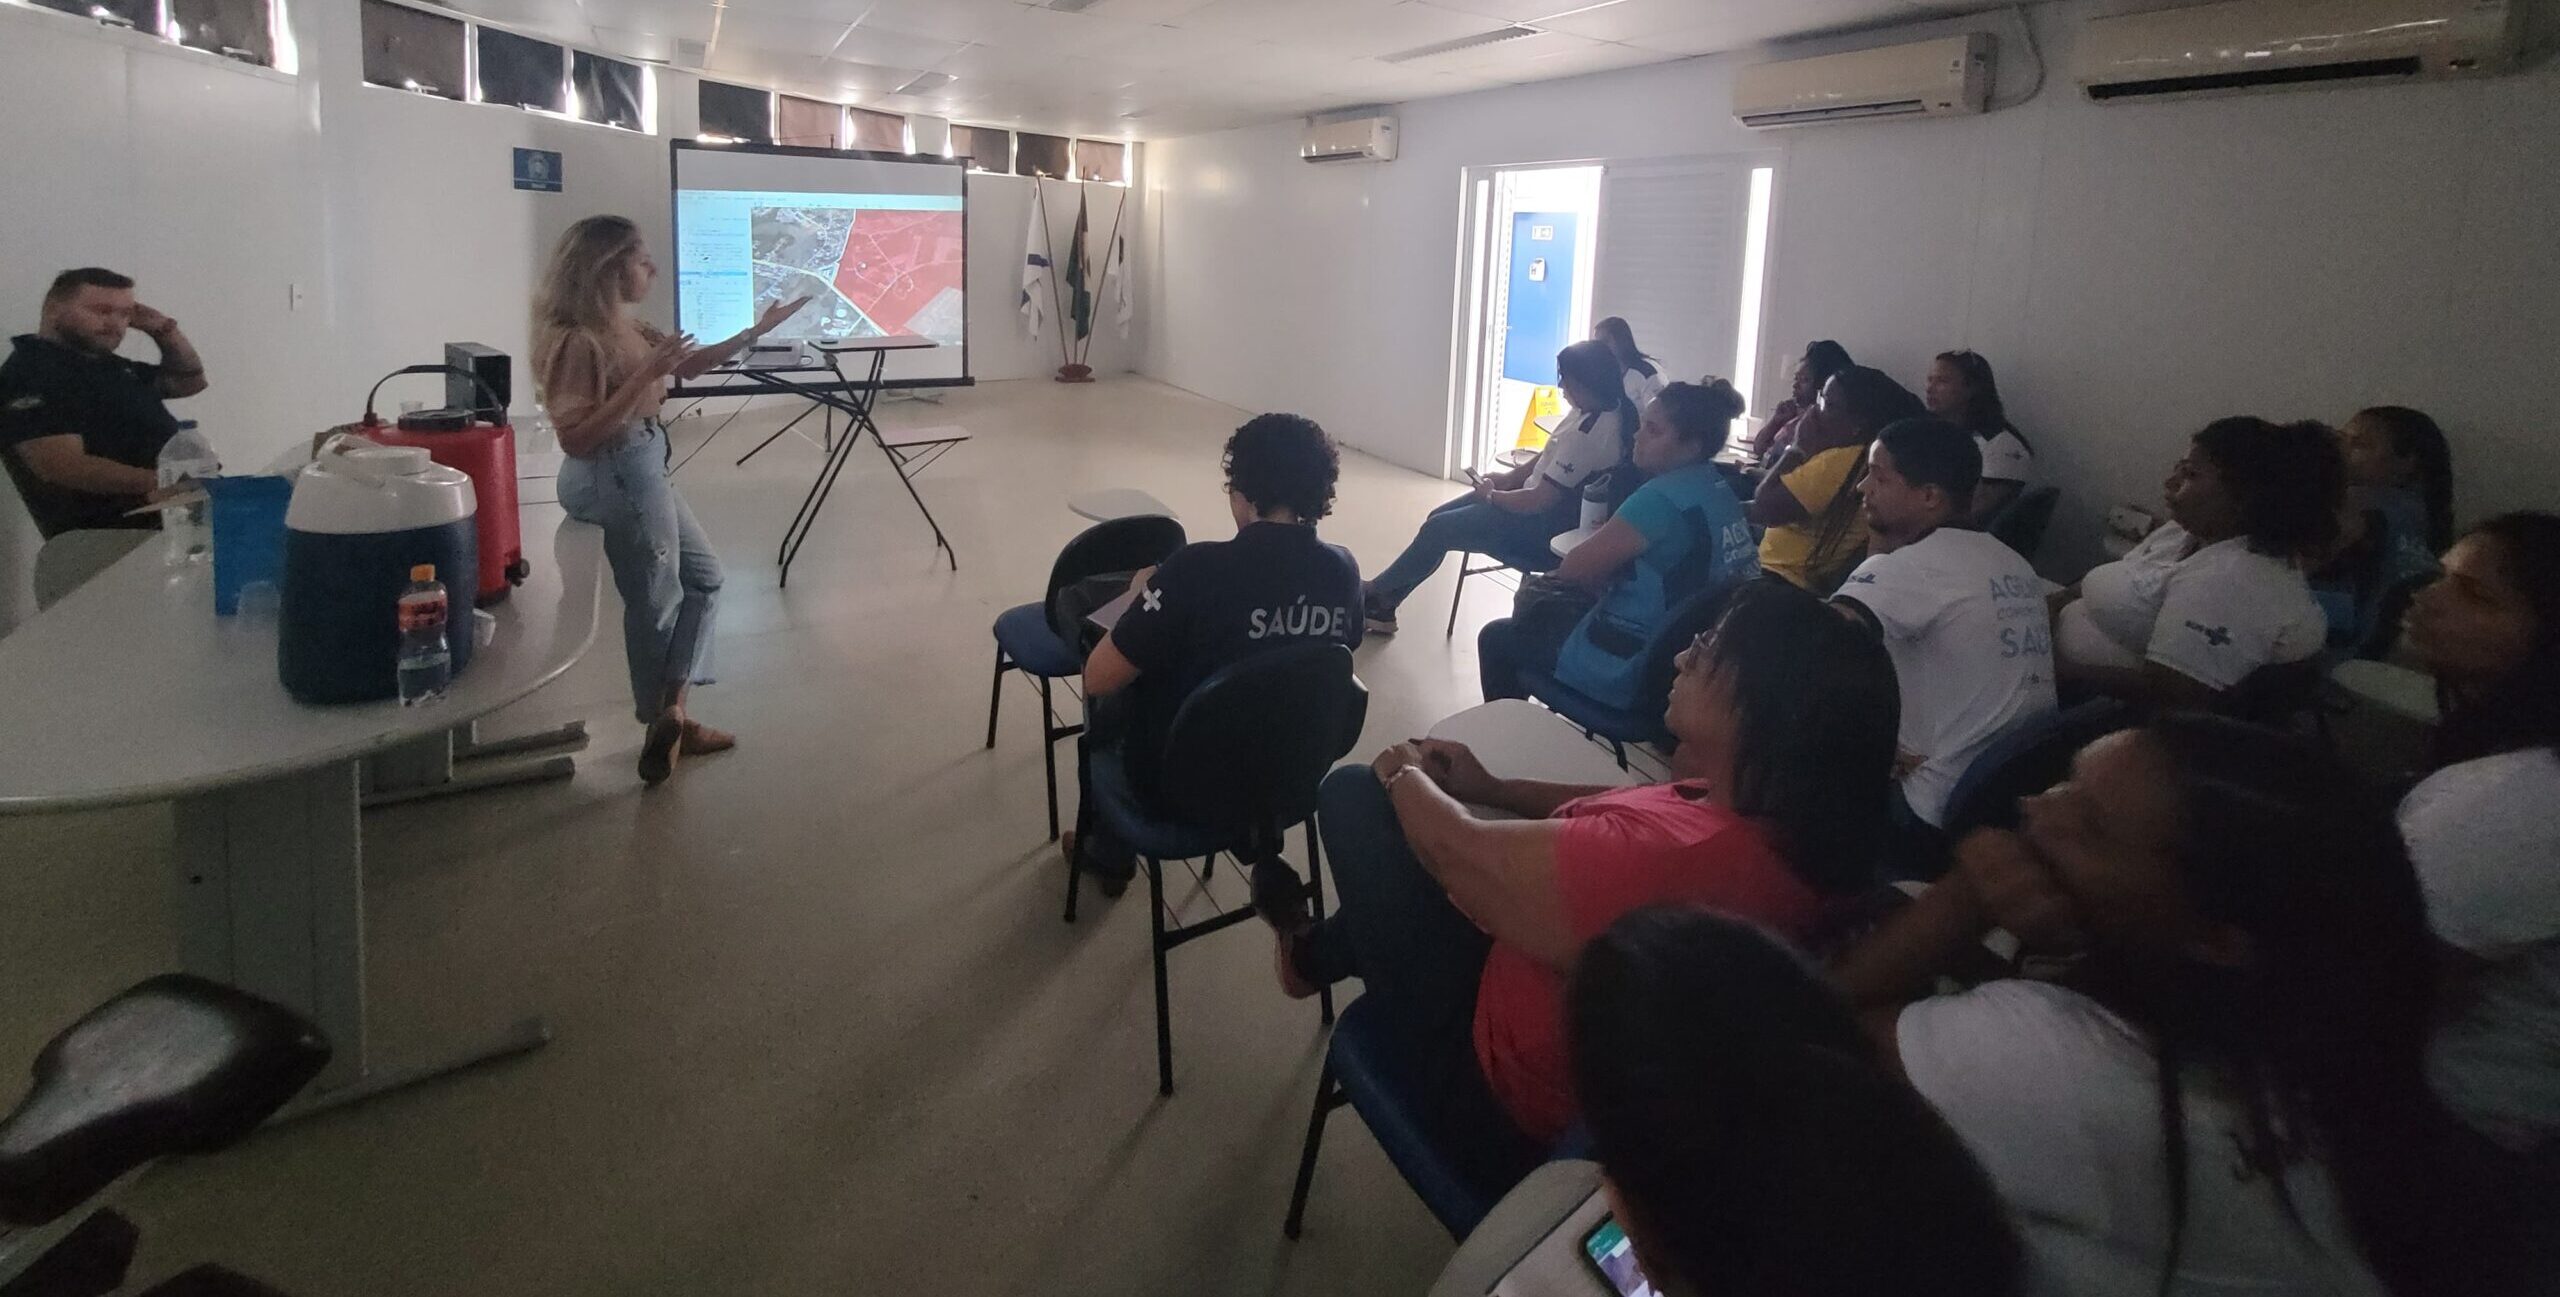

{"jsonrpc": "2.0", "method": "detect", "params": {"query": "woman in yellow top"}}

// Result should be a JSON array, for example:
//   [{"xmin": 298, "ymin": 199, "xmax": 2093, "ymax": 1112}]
[{"xmin": 1748, "ymin": 365, "xmax": 1923, "ymax": 591}]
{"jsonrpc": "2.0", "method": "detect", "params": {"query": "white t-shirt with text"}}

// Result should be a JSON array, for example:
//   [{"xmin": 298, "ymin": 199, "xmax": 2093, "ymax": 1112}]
[
  {"xmin": 2057, "ymin": 523, "xmax": 2326, "ymax": 691},
  {"xmin": 1901, "ymin": 979, "xmax": 2387, "ymax": 1297},
  {"xmin": 1837, "ymin": 527, "xmax": 2057, "ymax": 826},
  {"xmin": 2400, "ymin": 747, "xmax": 2560, "ymax": 1152},
  {"xmin": 1534, "ymin": 405, "xmax": 1628, "ymax": 493}
]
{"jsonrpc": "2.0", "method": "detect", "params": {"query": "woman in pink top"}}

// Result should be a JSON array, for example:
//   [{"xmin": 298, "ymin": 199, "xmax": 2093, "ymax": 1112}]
[{"xmin": 1276, "ymin": 581, "xmax": 1900, "ymax": 1160}]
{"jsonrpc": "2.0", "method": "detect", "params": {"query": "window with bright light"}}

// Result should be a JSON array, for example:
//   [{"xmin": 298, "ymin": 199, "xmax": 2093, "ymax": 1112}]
[
  {"xmin": 475, "ymin": 27, "xmax": 565, "ymax": 113},
  {"xmin": 1013, "ymin": 132, "xmax": 1070, "ymax": 179},
  {"xmin": 572, "ymin": 50, "xmax": 645, "ymax": 131},
  {"xmin": 777, "ymin": 94, "xmax": 843, "ymax": 148},
  {"xmin": 169, "ymin": 0, "xmax": 271, "ymax": 64},
  {"xmin": 31, "ymin": 0, "xmax": 158, "ymax": 29},
  {"xmin": 359, "ymin": 0, "xmax": 464, "ymax": 100},
  {"xmin": 951, "ymin": 124, "xmax": 1010, "ymax": 173},
  {"xmin": 1075, "ymin": 139, "xmax": 1127, "ymax": 185},
  {"xmin": 697, "ymin": 80, "xmax": 772, "ymax": 144},
  {"xmin": 1731, "ymin": 166, "xmax": 1776, "ymax": 416},
  {"xmin": 31, "ymin": 0, "xmax": 160, "ymax": 29},
  {"xmin": 849, "ymin": 106, "xmax": 906, "ymax": 153}
]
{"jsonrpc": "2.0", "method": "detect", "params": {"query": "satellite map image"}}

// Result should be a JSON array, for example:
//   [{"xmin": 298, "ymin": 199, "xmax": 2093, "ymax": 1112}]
[{"xmin": 750, "ymin": 205, "xmax": 966, "ymax": 344}]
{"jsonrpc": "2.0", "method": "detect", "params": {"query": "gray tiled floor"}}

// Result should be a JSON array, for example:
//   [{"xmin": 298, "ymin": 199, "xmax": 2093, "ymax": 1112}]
[{"xmin": 0, "ymin": 376, "xmax": 1529, "ymax": 1295}]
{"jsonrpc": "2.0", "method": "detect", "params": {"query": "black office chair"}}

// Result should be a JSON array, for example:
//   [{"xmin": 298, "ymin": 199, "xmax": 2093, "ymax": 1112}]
[
  {"xmin": 0, "ymin": 974, "xmax": 329, "ymax": 1297},
  {"xmin": 986, "ymin": 516, "xmax": 1187, "ymax": 840},
  {"xmin": 2221, "ymin": 655, "xmax": 2332, "ymax": 734},
  {"xmin": 1069, "ymin": 643, "xmax": 1367, "ymax": 1095},
  {"xmin": 1987, "ymin": 486, "xmax": 2060, "ymax": 565}
]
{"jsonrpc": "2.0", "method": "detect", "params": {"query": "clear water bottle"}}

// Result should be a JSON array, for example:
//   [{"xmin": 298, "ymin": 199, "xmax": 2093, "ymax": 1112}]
[
  {"xmin": 157, "ymin": 420, "xmax": 219, "ymax": 565},
  {"xmin": 396, "ymin": 564, "xmax": 452, "ymax": 706}
]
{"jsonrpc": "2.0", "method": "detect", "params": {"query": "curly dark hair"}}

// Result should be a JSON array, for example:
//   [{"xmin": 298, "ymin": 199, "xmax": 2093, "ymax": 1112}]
[
  {"xmin": 1223, "ymin": 413, "xmax": 1340, "ymax": 522},
  {"xmin": 2190, "ymin": 416, "xmax": 2344, "ymax": 559}
]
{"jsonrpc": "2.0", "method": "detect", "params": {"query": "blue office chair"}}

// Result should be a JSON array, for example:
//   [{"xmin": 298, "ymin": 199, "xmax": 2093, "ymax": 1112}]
[
  {"xmin": 1283, "ymin": 996, "xmax": 1545, "ymax": 1242},
  {"xmin": 1987, "ymin": 485, "xmax": 2061, "ymax": 565},
  {"xmin": 1516, "ymin": 573, "xmax": 1748, "ymax": 767},
  {"xmin": 1937, "ymin": 699, "xmax": 2140, "ymax": 849},
  {"xmin": 1070, "ymin": 642, "xmax": 1368, "ymax": 1095},
  {"xmin": 986, "ymin": 516, "xmax": 1187, "ymax": 840}
]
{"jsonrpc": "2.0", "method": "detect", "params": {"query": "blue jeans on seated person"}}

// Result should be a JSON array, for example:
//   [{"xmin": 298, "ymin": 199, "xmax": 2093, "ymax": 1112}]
[
  {"xmin": 558, "ymin": 418, "xmax": 720, "ymax": 724},
  {"xmin": 1300, "ymin": 766, "xmax": 1541, "ymax": 1180},
  {"xmin": 1369, "ymin": 493, "xmax": 1575, "ymax": 613}
]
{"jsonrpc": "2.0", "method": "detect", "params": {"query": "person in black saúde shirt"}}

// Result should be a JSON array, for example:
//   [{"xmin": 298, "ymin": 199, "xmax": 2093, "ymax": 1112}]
[
  {"xmin": 1069, "ymin": 413, "xmax": 1364, "ymax": 897},
  {"xmin": 0, "ymin": 267, "xmax": 210, "ymax": 539}
]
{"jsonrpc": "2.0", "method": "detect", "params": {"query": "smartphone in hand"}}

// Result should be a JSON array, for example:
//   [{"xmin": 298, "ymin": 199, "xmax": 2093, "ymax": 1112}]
[{"xmin": 1463, "ymin": 467, "xmax": 1485, "ymax": 487}]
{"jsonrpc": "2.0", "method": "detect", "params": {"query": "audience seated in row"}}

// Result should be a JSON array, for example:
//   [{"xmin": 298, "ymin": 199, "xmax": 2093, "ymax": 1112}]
[
  {"xmin": 2397, "ymin": 511, "xmax": 2560, "ymax": 1162},
  {"xmin": 1271, "ymin": 582, "xmax": 1898, "ymax": 1159},
  {"xmin": 1569, "ymin": 908, "xmax": 2026, "ymax": 1297},
  {"xmin": 1361, "ymin": 339, "xmax": 1636, "ymax": 635},
  {"xmin": 1922, "ymin": 349, "xmax": 2036, "ymax": 527},
  {"xmin": 1066, "ymin": 414, "xmax": 1362, "ymax": 894},
  {"xmin": 1833, "ymin": 713, "xmax": 2496, "ymax": 1297},
  {"xmin": 2051, "ymin": 417, "xmax": 2339, "ymax": 709},
  {"xmin": 1748, "ymin": 364, "xmax": 1925, "ymax": 592},
  {"xmin": 2313, "ymin": 405, "xmax": 2455, "ymax": 654},
  {"xmin": 1833, "ymin": 418, "xmax": 2055, "ymax": 875},
  {"xmin": 1747, "ymin": 338, "xmax": 1854, "ymax": 462},
  {"xmin": 1476, "ymin": 378, "xmax": 1757, "ymax": 709},
  {"xmin": 1592, "ymin": 316, "xmax": 1664, "ymax": 412}
]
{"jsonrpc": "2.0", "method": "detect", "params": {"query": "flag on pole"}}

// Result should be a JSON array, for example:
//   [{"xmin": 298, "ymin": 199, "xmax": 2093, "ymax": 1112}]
[
  {"xmin": 1109, "ymin": 227, "xmax": 1132, "ymax": 338},
  {"xmin": 1020, "ymin": 183, "xmax": 1052, "ymax": 339},
  {"xmin": 1064, "ymin": 185, "xmax": 1094, "ymax": 343}
]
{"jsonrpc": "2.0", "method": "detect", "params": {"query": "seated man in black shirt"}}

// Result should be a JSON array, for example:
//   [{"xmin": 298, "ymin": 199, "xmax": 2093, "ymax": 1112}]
[
  {"xmin": 1069, "ymin": 412, "xmax": 1364, "ymax": 896},
  {"xmin": 0, "ymin": 267, "xmax": 210, "ymax": 539}
]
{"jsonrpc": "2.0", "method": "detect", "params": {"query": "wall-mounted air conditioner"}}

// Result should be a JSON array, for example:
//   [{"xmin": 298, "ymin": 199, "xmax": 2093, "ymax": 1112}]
[
  {"xmin": 2076, "ymin": 0, "xmax": 2523, "ymax": 103},
  {"xmin": 1300, "ymin": 113, "xmax": 1398, "ymax": 163},
  {"xmin": 1732, "ymin": 33, "xmax": 1992, "ymax": 128}
]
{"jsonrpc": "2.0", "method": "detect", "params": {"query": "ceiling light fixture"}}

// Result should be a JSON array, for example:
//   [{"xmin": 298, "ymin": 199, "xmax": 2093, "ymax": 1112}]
[
  {"xmin": 892, "ymin": 70, "xmax": 955, "ymax": 95},
  {"xmin": 1379, "ymin": 24, "xmax": 1546, "ymax": 64},
  {"xmin": 1527, "ymin": 0, "xmax": 1627, "ymax": 21},
  {"xmin": 1044, "ymin": 0, "xmax": 1106, "ymax": 11}
]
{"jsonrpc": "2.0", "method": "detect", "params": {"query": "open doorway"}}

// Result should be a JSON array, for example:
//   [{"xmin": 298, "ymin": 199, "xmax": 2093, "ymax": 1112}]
[
  {"xmin": 1446, "ymin": 154, "xmax": 1780, "ymax": 479},
  {"xmin": 1448, "ymin": 163, "xmax": 1603, "ymax": 478}
]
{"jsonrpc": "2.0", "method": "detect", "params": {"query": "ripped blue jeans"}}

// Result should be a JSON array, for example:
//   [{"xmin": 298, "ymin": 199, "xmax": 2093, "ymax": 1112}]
[{"xmin": 558, "ymin": 419, "xmax": 720, "ymax": 723}]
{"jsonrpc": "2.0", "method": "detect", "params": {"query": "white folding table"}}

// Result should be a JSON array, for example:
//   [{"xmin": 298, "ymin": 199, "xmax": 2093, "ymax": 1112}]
[{"xmin": 0, "ymin": 515, "xmax": 605, "ymax": 1111}]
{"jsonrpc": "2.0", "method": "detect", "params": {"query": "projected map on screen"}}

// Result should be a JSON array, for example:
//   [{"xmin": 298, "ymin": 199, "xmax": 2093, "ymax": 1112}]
[
  {"xmin": 675, "ymin": 188, "xmax": 966, "ymax": 353},
  {"xmin": 750, "ymin": 203, "xmax": 965, "ymax": 344}
]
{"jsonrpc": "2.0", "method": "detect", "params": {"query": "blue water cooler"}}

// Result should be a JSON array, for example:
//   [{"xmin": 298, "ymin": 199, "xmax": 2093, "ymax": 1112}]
[{"xmin": 279, "ymin": 437, "xmax": 479, "ymax": 704}]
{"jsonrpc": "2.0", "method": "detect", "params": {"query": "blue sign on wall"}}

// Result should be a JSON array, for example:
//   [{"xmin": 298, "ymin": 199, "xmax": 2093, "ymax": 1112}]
[
  {"xmin": 513, "ymin": 147, "xmax": 563, "ymax": 193},
  {"xmin": 1501, "ymin": 211, "xmax": 1577, "ymax": 385}
]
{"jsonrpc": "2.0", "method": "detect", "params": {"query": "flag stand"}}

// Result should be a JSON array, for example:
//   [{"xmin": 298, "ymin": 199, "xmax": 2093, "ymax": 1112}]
[
  {"xmin": 1053, "ymin": 180, "xmax": 1102, "ymax": 383},
  {"xmin": 1031, "ymin": 177, "xmax": 1083, "ymax": 381},
  {"xmin": 1071, "ymin": 185, "xmax": 1130, "ymax": 376}
]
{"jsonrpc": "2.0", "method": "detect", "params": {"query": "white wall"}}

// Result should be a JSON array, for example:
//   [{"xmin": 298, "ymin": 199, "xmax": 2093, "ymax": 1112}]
[
  {"xmin": 1142, "ymin": 2, "xmax": 2560, "ymax": 574},
  {"xmin": 0, "ymin": 2, "xmax": 1142, "ymax": 626}
]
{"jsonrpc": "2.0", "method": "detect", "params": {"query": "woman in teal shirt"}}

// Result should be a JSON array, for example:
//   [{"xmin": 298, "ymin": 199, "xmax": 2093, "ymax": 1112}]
[{"xmin": 1478, "ymin": 378, "xmax": 1759, "ymax": 708}]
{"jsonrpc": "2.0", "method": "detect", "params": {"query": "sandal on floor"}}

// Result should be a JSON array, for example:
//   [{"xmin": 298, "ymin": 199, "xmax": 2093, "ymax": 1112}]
[
  {"xmin": 678, "ymin": 720, "xmax": 736, "ymax": 757},
  {"xmin": 638, "ymin": 716, "xmax": 685, "ymax": 786}
]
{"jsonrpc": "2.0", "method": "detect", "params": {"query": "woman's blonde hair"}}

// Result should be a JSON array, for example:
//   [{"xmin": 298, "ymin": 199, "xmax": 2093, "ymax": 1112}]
[{"xmin": 530, "ymin": 215, "xmax": 642, "ymax": 394}]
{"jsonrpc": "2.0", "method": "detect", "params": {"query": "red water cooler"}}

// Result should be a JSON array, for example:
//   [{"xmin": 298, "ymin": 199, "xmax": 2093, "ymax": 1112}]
[{"xmin": 355, "ymin": 363, "xmax": 528, "ymax": 605}]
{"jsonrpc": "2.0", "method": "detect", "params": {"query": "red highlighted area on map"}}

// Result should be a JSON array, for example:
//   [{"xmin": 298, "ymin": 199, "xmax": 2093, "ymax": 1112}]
[
  {"xmin": 832, "ymin": 209, "xmax": 964, "ymax": 335},
  {"xmin": 750, "ymin": 203, "xmax": 967, "ymax": 344}
]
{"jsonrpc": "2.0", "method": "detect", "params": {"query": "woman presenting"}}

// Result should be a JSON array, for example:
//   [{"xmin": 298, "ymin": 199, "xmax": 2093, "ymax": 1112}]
[{"xmin": 529, "ymin": 214, "xmax": 810, "ymax": 785}]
